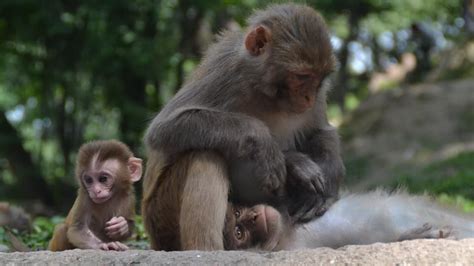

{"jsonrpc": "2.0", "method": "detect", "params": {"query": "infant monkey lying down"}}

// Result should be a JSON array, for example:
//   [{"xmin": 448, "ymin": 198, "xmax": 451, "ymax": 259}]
[{"xmin": 224, "ymin": 190, "xmax": 474, "ymax": 251}]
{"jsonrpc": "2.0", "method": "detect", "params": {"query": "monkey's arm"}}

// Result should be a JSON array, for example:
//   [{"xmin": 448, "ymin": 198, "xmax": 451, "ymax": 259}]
[
  {"xmin": 147, "ymin": 108, "xmax": 275, "ymax": 159},
  {"xmin": 146, "ymin": 108, "xmax": 286, "ymax": 196},
  {"xmin": 105, "ymin": 195, "xmax": 136, "ymax": 241},
  {"xmin": 66, "ymin": 199, "xmax": 104, "ymax": 249},
  {"xmin": 67, "ymin": 225, "xmax": 105, "ymax": 249},
  {"xmin": 299, "ymin": 127, "xmax": 344, "ymax": 197},
  {"xmin": 287, "ymin": 127, "xmax": 344, "ymax": 222}
]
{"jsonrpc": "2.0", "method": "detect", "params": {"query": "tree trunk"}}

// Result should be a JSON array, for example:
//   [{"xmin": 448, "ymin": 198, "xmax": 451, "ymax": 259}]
[
  {"xmin": 174, "ymin": 1, "xmax": 204, "ymax": 92},
  {"xmin": 0, "ymin": 110, "xmax": 54, "ymax": 205},
  {"xmin": 330, "ymin": 12, "xmax": 360, "ymax": 112}
]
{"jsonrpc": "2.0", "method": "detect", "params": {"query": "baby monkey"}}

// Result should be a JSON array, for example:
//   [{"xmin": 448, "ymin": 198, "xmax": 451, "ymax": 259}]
[
  {"xmin": 224, "ymin": 190, "xmax": 474, "ymax": 251},
  {"xmin": 49, "ymin": 140, "xmax": 142, "ymax": 251}
]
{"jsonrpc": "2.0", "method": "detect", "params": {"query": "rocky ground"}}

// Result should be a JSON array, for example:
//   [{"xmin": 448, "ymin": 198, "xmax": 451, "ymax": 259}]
[
  {"xmin": 2, "ymin": 80, "xmax": 473, "ymax": 264},
  {"xmin": 342, "ymin": 79, "xmax": 474, "ymax": 189},
  {"xmin": 2, "ymin": 239, "xmax": 474, "ymax": 265}
]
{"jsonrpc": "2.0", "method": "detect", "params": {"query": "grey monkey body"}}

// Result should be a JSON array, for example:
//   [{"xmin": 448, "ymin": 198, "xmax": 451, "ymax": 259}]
[
  {"xmin": 145, "ymin": 4, "xmax": 344, "ymax": 220},
  {"xmin": 281, "ymin": 190, "xmax": 474, "ymax": 250}
]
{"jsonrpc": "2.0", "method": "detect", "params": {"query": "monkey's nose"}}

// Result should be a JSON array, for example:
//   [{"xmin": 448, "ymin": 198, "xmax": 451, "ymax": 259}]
[
  {"xmin": 245, "ymin": 212, "xmax": 258, "ymax": 225},
  {"xmin": 252, "ymin": 213, "xmax": 258, "ymax": 222}
]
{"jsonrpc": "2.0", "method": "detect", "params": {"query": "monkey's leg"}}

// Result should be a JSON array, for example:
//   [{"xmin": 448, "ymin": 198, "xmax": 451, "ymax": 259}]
[
  {"xmin": 179, "ymin": 152, "xmax": 230, "ymax": 250},
  {"xmin": 48, "ymin": 223, "xmax": 73, "ymax": 251}
]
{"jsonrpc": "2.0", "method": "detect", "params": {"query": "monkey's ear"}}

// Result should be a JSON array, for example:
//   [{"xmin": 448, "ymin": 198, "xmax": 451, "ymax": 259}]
[
  {"xmin": 245, "ymin": 25, "xmax": 271, "ymax": 56},
  {"xmin": 127, "ymin": 157, "xmax": 143, "ymax": 182}
]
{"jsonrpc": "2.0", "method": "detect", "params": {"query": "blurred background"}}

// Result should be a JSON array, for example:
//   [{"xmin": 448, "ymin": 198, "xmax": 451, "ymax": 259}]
[{"xmin": 0, "ymin": 0, "xmax": 473, "ymax": 250}]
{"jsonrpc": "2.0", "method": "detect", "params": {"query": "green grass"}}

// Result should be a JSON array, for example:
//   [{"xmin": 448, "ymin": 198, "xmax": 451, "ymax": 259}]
[
  {"xmin": 393, "ymin": 151, "xmax": 474, "ymax": 210},
  {"xmin": 0, "ymin": 215, "xmax": 148, "ymax": 251}
]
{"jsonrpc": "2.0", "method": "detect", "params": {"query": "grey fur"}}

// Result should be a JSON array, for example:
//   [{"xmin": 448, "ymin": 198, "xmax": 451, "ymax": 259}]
[
  {"xmin": 145, "ymin": 3, "xmax": 344, "ymax": 221},
  {"xmin": 280, "ymin": 190, "xmax": 474, "ymax": 250}
]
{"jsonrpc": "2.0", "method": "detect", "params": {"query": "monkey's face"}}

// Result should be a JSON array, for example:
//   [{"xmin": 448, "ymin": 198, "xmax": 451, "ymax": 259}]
[
  {"xmin": 81, "ymin": 158, "xmax": 120, "ymax": 204},
  {"xmin": 224, "ymin": 204, "xmax": 285, "ymax": 251},
  {"xmin": 246, "ymin": 5, "xmax": 335, "ymax": 114},
  {"xmin": 285, "ymin": 70, "xmax": 322, "ymax": 113}
]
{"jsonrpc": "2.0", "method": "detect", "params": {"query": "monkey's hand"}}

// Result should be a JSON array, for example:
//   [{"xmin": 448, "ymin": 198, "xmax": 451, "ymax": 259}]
[
  {"xmin": 285, "ymin": 151, "xmax": 325, "ymax": 194},
  {"xmin": 239, "ymin": 135, "xmax": 286, "ymax": 197},
  {"xmin": 99, "ymin": 241, "xmax": 129, "ymax": 251},
  {"xmin": 285, "ymin": 151, "xmax": 330, "ymax": 223},
  {"xmin": 105, "ymin": 216, "xmax": 129, "ymax": 240}
]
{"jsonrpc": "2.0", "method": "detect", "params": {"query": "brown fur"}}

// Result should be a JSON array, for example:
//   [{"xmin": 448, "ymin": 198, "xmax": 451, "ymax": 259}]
[
  {"xmin": 48, "ymin": 140, "xmax": 138, "ymax": 251},
  {"xmin": 142, "ymin": 151, "xmax": 229, "ymax": 250},
  {"xmin": 143, "ymin": 3, "xmax": 344, "ymax": 250}
]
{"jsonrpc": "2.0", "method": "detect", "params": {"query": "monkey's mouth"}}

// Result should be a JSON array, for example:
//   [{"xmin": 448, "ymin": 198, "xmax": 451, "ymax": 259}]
[
  {"xmin": 91, "ymin": 195, "xmax": 112, "ymax": 204},
  {"xmin": 260, "ymin": 205, "xmax": 283, "ymax": 251}
]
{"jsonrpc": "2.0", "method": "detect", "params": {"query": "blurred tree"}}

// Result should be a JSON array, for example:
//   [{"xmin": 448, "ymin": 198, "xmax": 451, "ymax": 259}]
[
  {"xmin": 0, "ymin": 0, "xmax": 253, "ymax": 210},
  {"xmin": 309, "ymin": 0, "xmax": 390, "ymax": 111},
  {"xmin": 0, "ymin": 0, "xmax": 466, "ymax": 211}
]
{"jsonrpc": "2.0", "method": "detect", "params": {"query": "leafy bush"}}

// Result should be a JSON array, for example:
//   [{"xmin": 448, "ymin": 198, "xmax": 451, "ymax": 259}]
[
  {"xmin": 394, "ymin": 151, "xmax": 474, "ymax": 211},
  {"xmin": 1, "ymin": 215, "xmax": 148, "ymax": 251}
]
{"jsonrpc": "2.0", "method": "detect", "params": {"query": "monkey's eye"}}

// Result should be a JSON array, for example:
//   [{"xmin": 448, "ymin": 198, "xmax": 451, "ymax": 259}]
[
  {"xmin": 234, "ymin": 225, "xmax": 243, "ymax": 240},
  {"xmin": 84, "ymin": 176, "xmax": 93, "ymax": 185},
  {"xmin": 234, "ymin": 210, "xmax": 241, "ymax": 218},
  {"xmin": 98, "ymin": 175, "xmax": 108, "ymax": 183}
]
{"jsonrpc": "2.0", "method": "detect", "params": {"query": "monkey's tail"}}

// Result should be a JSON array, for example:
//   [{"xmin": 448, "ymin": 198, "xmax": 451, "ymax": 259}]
[{"xmin": 3, "ymin": 226, "xmax": 31, "ymax": 252}]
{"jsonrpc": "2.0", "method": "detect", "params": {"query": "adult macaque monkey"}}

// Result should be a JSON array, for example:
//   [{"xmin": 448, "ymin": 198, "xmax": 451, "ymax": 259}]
[
  {"xmin": 48, "ymin": 140, "xmax": 143, "ymax": 251},
  {"xmin": 142, "ymin": 4, "xmax": 344, "ymax": 251},
  {"xmin": 224, "ymin": 191, "xmax": 474, "ymax": 250}
]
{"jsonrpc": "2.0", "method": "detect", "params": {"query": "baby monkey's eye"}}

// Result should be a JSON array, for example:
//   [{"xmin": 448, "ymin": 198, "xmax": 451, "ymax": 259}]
[
  {"xmin": 84, "ymin": 176, "xmax": 93, "ymax": 184},
  {"xmin": 98, "ymin": 175, "xmax": 108, "ymax": 183},
  {"xmin": 234, "ymin": 210, "xmax": 241, "ymax": 218},
  {"xmin": 234, "ymin": 225, "xmax": 243, "ymax": 240}
]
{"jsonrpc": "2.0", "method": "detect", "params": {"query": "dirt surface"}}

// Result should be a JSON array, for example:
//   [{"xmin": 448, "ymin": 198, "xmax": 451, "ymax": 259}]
[
  {"xmin": 2, "ymin": 239, "xmax": 474, "ymax": 265},
  {"xmin": 342, "ymin": 79, "xmax": 474, "ymax": 189}
]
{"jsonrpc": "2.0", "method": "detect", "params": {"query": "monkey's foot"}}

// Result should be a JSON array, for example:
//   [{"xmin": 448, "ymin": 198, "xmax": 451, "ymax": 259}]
[{"xmin": 398, "ymin": 223, "xmax": 454, "ymax": 241}]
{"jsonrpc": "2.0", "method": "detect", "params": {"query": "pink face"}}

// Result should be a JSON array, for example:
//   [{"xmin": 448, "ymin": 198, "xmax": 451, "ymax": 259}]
[
  {"xmin": 82, "ymin": 158, "xmax": 120, "ymax": 204},
  {"xmin": 286, "ymin": 70, "xmax": 321, "ymax": 114},
  {"xmin": 225, "ymin": 204, "xmax": 285, "ymax": 251}
]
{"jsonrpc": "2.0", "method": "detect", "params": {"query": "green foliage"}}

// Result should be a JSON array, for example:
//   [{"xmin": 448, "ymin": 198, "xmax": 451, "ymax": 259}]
[
  {"xmin": 132, "ymin": 215, "xmax": 148, "ymax": 241},
  {"xmin": 0, "ymin": 217, "xmax": 59, "ymax": 251},
  {"xmin": 0, "ymin": 215, "xmax": 149, "ymax": 251},
  {"xmin": 344, "ymin": 155, "xmax": 372, "ymax": 183},
  {"xmin": 19, "ymin": 216, "xmax": 63, "ymax": 250},
  {"xmin": 437, "ymin": 193, "xmax": 474, "ymax": 212},
  {"xmin": 0, "ymin": 0, "xmax": 467, "ymax": 210},
  {"xmin": 125, "ymin": 215, "xmax": 150, "ymax": 250},
  {"xmin": 394, "ymin": 152, "xmax": 474, "ymax": 200},
  {"xmin": 0, "ymin": 227, "xmax": 8, "ymax": 246}
]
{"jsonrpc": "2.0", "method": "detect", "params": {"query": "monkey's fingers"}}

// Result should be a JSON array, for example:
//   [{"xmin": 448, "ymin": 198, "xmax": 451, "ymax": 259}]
[
  {"xmin": 291, "ymin": 197, "xmax": 327, "ymax": 223},
  {"xmin": 105, "ymin": 216, "xmax": 120, "ymax": 225},
  {"xmin": 105, "ymin": 219, "xmax": 128, "ymax": 233},
  {"xmin": 106, "ymin": 242, "xmax": 121, "ymax": 251},
  {"xmin": 99, "ymin": 243, "xmax": 110, "ymax": 251},
  {"xmin": 118, "ymin": 226, "xmax": 129, "ymax": 236},
  {"xmin": 105, "ymin": 217, "xmax": 127, "ymax": 229},
  {"xmin": 106, "ymin": 229, "xmax": 128, "ymax": 239},
  {"xmin": 106, "ymin": 222, "xmax": 129, "ymax": 239},
  {"xmin": 311, "ymin": 174, "xmax": 325, "ymax": 194},
  {"xmin": 115, "ymin": 242, "xmax": 129, "ymax": 251},
  {"xmin": 261, "ymin": 166, "xmax": 287, "ymax": 196}
]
